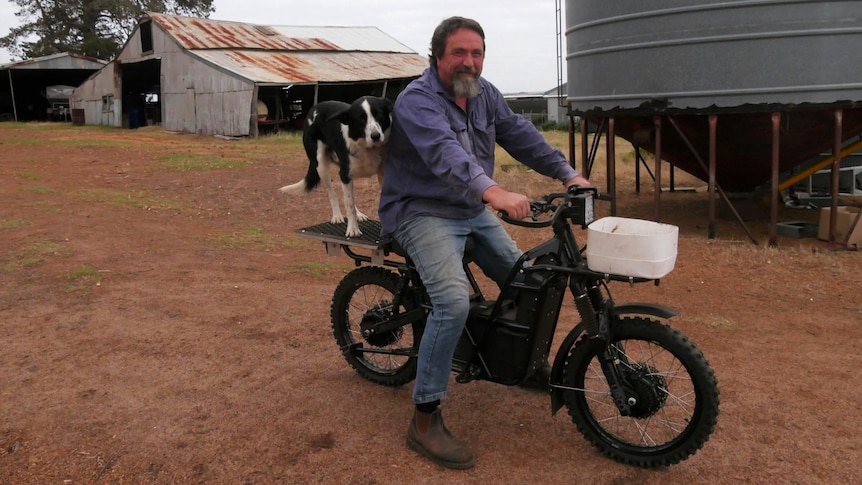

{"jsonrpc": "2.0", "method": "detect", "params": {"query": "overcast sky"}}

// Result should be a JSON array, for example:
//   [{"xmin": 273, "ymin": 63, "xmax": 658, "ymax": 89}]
[{"xmin": 0, "ymin": 0, "xmax": 566, "ymax": 94}]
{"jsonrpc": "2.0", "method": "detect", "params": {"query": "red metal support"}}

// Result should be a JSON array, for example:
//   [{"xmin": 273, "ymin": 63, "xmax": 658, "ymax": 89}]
[
  {"xmin": 769, "ymin": 112, "xmax": 781, "ymax": 247},
  {"xmin": 580, "ymin": 118, "xmax": 589, "ymax": 179},
  {"xmin": 708, "ymin": 115, "xmax": 717, "ymax": 239},
  {"xmin": 607, "ymin": 117, "xmax": 617, "ymax": 216},
  {"xmin": 653, "ymin": 116, "xmax": 662, "ymax": 222},
  {"xmin": 568, "ymin": 115, "xmax": 576, "ymax": 171},
  {"xmin": 667, "ymin": 116, "xmax": 759, "ymax": 245},
  {"xmin": 829, "ymin": 109, "xmax": 843, "ymax": 246}
]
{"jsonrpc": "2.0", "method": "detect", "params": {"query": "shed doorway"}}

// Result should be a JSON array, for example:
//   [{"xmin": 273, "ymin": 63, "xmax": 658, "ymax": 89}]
[{"xmin": 120, "ymin": 59, "xmax": 161, "ymax": 128}]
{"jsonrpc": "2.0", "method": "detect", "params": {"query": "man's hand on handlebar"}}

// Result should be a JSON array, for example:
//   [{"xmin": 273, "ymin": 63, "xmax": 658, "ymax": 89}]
[
  {"xmin": 486, "ymin": 174, "xmax": 596, "ymax": 222},
  {"xmin": 482, "ymin": 185, "xmax": 531, "ymax": 220},
  {"xmin": 565, "ymin": 175, "xmax": 592, "ymax": 188}
]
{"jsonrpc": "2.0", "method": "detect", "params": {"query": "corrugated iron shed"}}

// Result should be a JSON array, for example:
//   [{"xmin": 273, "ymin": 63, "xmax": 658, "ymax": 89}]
[
  {"xmin": 70, "ymin": 13, "xmax": 429, "ymax": 137},
  {"xmin": 1, "ymin": 52, "xmax": 107, "ymax": 70},
  {"xmin": 148, "ymin": 13, "xmax": 427, "ymax": 84},
  {"xmin": 1, "ymin": 52, "xmax": 107, "ymax": 122}
]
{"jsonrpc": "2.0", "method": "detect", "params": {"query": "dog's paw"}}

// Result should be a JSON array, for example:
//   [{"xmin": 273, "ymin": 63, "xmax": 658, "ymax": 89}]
[
  {"xmin": 330, "ymin": 214, "xmax": 346, "ymax": 224},
  {"xmin": 356, "ymin": 210, "xmax": 370, "ymax": 222},
  {"xmin": 345, "ymin": 224, "xmax": 363, "ymax": 238}
]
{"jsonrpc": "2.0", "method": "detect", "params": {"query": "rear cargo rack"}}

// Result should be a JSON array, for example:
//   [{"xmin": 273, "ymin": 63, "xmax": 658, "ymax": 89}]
[{"xmin": 295, "ymin": 219, "xmax": 397, "ymax": 266}]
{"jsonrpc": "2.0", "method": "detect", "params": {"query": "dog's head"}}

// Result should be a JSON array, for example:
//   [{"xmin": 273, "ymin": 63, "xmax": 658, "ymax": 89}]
[{"xmin": 342, "ymin": 96, "xmax": 393, "ymax": 147}]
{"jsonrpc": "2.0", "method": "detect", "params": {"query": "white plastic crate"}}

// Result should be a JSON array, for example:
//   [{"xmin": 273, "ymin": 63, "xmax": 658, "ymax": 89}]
[{"xmin": 586, "ymin": 217, "xmax": 679, "ymax": 279}]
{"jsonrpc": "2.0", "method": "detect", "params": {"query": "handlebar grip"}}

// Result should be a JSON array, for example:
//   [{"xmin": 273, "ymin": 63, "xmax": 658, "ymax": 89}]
[{"xmin": 499, "ymin": 210, "xmax": 554, "ymax": 227}]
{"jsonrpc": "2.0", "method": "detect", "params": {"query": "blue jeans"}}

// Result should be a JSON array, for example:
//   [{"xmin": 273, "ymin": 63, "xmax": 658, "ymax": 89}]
[{"xmin": 393, "ymin": 209, "xmax": 523, "ymax": 404}]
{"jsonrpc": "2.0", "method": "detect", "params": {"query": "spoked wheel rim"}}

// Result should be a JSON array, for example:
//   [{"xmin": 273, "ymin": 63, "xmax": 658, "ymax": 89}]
[
  {"xmin": 562, "ymin": 316, "xmax": 719, "ymax": 467},
  {"xmin": 345, "ymin": 285, "xmax": 414, "ymax": 373},
  {"xmin": 578, "ymin": 338, "xmax": 698, "ymax": 451},
  {"xmin": 331, "ymin": 266, "xmax": 419, "ymax": 386}
]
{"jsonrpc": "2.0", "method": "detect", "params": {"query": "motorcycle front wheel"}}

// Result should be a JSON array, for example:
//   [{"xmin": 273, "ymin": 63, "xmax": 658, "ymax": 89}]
[
  {"xmin": 330, "ymin": 266, "xmax": 419, "ymax": 387},
  {"xmin": 561, "ymin": 316, "xmax": 719, "ymax": 467}
]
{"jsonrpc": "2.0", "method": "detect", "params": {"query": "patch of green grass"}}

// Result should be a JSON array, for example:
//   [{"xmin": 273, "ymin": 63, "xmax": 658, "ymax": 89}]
[
  {"xmin": 24, "ymin": 186, "xmax": 58, "ymax": 194},
  {"xmin": 71, "ymin": 188, "xmax": 185, "ymax": 212},
  {"xmin": 216, "ymin": 225, "xmax": 268, "ymax": 249},
  {"xmin": 255, "ymin": 131, "xmax": 303, "ymax": 145},
  {"xmin": 213, "ymin": 226, "xmax": 316, "ymax": 251},
  {"xmin": 66, "ymin": 265, "xmax": 101, "ymax": 283},
  {"xmin": 18, "ymin": 122, "xmax": 76, "ymax": 131},
  {"xmin": 4, "ymin": 240, "xmax": 73, "ymax": 270},
  {"xmin": 63, "ymin": 265, "xmax": 102, "ymax": 293},
  {"xmin": 153, "ymin": 154, "xmax": 254, "ymax": 171},
  {"xmin": 281, "ymin": 235, "xmax": 311, "ymax": 250},
  {"xmin": 0, "ymin": 220, "xmax": 27, "ymax": 230},
  {"xmin": 20, "ymin": 186, "xmax": 188, "ymax": 213},
  {"xmin": 29, "ymin": 201, "xmax": 62, "ymax": 213},
  {"xmin": 7, "ymin": 137, "xmax": 134, "ymax": 148},
  {"xmin": 14, "ymin": 171, "xmax": 41, "ymax": 180},
  {"xmin": 214, "ymin": 225, "xmax": 280, "ymax": 250}
]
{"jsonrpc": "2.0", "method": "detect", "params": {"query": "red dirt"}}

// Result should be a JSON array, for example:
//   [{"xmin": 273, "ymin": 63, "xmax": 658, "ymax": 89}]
[{"xmin": 1, "ymin": 123, "xmax": 860, "ymax": 483}]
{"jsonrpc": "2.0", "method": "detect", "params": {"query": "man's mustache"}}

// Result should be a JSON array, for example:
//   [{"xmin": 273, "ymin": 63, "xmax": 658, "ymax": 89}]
[{"xmin": 455, "ymin": 67, "xmax": 479, "ymax": 76}]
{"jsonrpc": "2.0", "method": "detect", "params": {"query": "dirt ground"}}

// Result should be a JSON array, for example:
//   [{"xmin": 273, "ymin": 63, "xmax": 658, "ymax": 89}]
[{"xmin": 1, "ymin": 122, "xmax": 861, "ymax": 484}]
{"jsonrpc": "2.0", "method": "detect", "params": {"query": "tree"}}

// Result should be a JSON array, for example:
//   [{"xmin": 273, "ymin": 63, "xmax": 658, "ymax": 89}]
[{"xmin": 1, "ymin": 0, "xmax": 215, "ymax": 61}]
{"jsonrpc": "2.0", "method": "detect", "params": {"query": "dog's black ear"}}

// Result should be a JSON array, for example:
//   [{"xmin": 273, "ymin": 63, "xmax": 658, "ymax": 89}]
[{"xmin": 326, "ymin": 106, "xmax": 351, "ymax": 124}]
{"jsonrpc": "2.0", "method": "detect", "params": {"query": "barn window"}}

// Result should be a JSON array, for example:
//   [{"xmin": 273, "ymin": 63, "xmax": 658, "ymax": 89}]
[
  {"xmin": 102, "ymin": 95, "xmax": 113, "ymax": 113},
  {"xmin": 140, "ymin": 20, "xmax": 153, "ymax": 53}
]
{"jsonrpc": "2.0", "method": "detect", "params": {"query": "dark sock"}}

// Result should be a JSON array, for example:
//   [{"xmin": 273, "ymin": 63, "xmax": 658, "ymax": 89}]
[{"xmin": 416, "ymin": 400, "xmax": 440, "ymax": 414}]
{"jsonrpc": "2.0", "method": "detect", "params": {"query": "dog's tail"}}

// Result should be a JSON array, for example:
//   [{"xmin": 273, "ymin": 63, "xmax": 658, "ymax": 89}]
[{"xmin": 279, "ymin": 162, "xmax": 322, "ymax": 196}]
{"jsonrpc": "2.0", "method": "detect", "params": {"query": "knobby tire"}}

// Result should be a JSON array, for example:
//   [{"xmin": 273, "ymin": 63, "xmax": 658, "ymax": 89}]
[
  {"xmin": 330, "ymin": 266, "xmax": 419, "ymax": 387},
  {"xmin": 561, "ymin": 316, "xmax": 719, "ymax": 467}
]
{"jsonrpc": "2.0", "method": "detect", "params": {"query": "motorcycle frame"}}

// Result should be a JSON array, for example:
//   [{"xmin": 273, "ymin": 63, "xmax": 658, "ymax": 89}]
[{"xmin": 330, "ymin": 188, "xmax": 678, "ymax": 416}]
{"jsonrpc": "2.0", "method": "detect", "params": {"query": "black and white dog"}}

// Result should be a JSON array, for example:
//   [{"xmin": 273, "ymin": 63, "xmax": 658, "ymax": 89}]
[{"xmin": 280, "ymin": 96, "xmax": 393, "ymax": 237}]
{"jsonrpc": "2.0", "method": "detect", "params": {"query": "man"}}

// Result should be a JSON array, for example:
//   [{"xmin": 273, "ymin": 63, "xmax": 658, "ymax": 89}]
[{"xmin": 378, "ymin": 16, "xmax": 590, "ymax": 469}]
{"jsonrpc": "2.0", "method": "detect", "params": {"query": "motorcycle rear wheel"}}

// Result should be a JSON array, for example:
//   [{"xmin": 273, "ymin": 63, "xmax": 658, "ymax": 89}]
[
  {"xmin": 561, "ymin": 316, "xmax": 719, "ymax": 467},
  {"xmin": 330, "ymin": 266, "xmax": 419, "ymax": 387}
]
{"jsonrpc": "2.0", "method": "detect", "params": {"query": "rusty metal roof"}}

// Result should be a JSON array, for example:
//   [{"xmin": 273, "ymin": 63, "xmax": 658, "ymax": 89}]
[
  {"xmin": 192, "ymin": 50, "xmax": 428, "ymax": 84},
  {"xmin": 150, "ymin": 16, "xmax": 417, "ymax": 53},
  {"xmin": 146, "ymin": 13, "xmax": 427, "ymax": 84}
]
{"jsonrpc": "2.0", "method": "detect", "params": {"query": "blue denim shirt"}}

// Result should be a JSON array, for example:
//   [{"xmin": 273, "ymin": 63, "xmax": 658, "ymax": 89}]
[{"xmin": 378, "ymin": 67, "xmax": 579, "ymax": 236}]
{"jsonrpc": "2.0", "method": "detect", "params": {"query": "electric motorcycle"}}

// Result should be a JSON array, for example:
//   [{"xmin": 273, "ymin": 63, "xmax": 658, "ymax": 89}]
[{"xmin": 296, "ymin": 185, "xmax": 719, "ymax": 467}]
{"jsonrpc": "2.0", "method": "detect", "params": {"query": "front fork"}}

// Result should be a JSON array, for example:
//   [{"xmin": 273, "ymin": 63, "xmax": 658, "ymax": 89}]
[{"xmin": 549, "ymin": 281, "xmax": 678, "ymax": 416}]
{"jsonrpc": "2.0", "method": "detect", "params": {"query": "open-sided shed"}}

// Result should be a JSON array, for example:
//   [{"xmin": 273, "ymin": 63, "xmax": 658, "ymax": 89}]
[
  {"xmin": 1, "ymin": 52, "xmax": 106, "ymax": 122},
  {"xmin": 70, "ymin": 13, "xmax": 429, "ymax": 137}
]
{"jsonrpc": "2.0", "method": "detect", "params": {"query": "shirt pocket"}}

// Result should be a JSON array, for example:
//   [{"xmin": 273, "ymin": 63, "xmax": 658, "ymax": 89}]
[
  {"xmin": 470, "ymin": 111, "xmax": 496, "ymax": 160},
  {"xmin": 450, "ymin": 116, "xmax": 474, "ymax": 157}
]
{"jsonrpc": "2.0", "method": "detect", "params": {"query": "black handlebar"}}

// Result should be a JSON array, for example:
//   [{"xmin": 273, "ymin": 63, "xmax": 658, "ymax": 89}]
[{"xmin": 499, "ymin": 185, "xmax": 598, "ymax": 228}]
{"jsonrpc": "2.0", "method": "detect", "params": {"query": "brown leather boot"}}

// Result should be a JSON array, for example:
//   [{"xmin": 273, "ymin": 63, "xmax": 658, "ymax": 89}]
[{"xmin": 406, "ymin": 409, "xmax": 476, "ymax": 469}]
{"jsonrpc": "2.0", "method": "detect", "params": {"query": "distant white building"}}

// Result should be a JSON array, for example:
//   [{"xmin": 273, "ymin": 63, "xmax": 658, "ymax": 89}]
[
  {"xmin": 544, "ymin": 83, "xmax": 569, "ymax": 124},
  {"xmin": 505, "ymin": 83, "xmax": 572, "ymax": 126}
]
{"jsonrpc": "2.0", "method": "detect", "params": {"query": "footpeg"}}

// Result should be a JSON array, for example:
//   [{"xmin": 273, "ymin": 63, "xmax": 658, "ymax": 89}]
[{"xmin": 456, "ymin": 365, "xmax": 482, "ymax": 383}]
